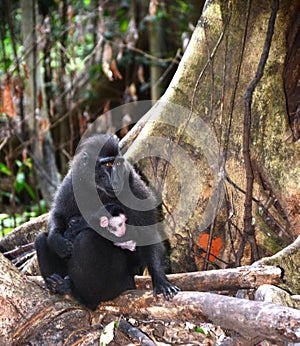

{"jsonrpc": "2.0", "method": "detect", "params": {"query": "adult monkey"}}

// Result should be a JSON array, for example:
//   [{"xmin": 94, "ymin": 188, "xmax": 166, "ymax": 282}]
[{"xmin": 35, "ymin": 135, "xmax": 179, "ymax": 309}]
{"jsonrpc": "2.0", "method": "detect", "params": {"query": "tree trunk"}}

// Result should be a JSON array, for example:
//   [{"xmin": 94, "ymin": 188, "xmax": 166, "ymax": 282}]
[
  {"xmin": 122, "ymin": 0, "xmax": 300, "ymax": 272},
  {"xmin": 21, "ymin": 0, "xmax": 60, "ymax": 207}
]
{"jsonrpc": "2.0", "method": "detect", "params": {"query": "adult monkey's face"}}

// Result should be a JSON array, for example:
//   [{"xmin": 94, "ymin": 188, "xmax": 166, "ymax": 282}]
[
  {"xmin": 72, "ymin": 135, "xmax": 129, "ymax": 198},
  {"xmin": 96, "ymin": 155, "xmax": 127, "ymax": 197},
  {"xmin": 90, "ymin": 135, "xmax": 127, "ymax": 197}
]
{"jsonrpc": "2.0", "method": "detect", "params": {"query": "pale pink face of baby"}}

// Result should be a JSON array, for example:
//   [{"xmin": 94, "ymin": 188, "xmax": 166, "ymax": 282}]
[{"xmin": 100, "ymin": 214, "xmax": 127, "ymax": 237}]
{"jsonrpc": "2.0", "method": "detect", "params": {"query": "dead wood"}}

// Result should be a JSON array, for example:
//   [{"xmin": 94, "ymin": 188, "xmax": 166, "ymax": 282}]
[
  {"xmin": 0, "ymin": 213, "xmax": 48, "ymax": 252},
  {"xmin": 118, "ymin": 319, "xmax": 157, "ymax": 346},
  {"xmin": 1, "ymin": 250, "xmax": 299, "ymax": 345},
  {"xmin": 0, "ymin": 252, "xmax": 91, "ymax": 346},
  {"xmin": 98, "ymin": 290, "xmax": 300, "ymax": 344},
  {"xmin": 0, "ymin": 214, "xmax": 299, "ymax": 345},
  {"xmin": 3, "ymin": 242, "xmax": 34, "ymax": 259},
  {"xmin": 135, "ymin": 265, "xmax": 282, "ymax": 292},
  {"xmin": 29, "ymin": 264, "xmax": 282, "ymax": 294}
]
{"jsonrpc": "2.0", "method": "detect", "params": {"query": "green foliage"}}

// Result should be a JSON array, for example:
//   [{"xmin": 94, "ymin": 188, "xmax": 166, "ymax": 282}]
[
  {"xmin": 0, "ymin": 0, "xmax": 196, "ymax": 238},
  {"xmin": 0, "ymin": 159, "xmax": 47, "ymax": 237},
  {"xmin": 119, "ymin": 17, "xmax": 129, "ymax": 33},
  {"xmin": 194, "ymin": 326, "xmax": 208, "ymax": 334},
  {"xmin": 0, "ymin": 162, "xmax": 12, "ymax": 176},
  {"xmin": 0, "ymin": 6, "xmax": 22, "ymax": 74},
  {"xmin": 15, "ymin": 159, "xmax": 36, "ymax": 200},
  {"xmin": 0, "ymin": 204, "xmax": 46, "ymax": 238}
]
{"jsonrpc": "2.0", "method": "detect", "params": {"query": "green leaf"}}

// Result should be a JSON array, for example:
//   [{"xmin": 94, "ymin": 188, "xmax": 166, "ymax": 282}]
[
  {"xmin": 15, "ymin": 172, "xmax": 25, "ymax": 193},
  {"xmin": 116, "ymin": 8, "xmax": 126, "ymax": 17},
  {"xmin": 14, "ymin": 214, "xmax": 23, "ymax": 225},
  {"xmin": 119, "ymin": 18, "xmax": 129, "ymax": 33},
  {"xmin": 15, "ymin": 180, "xmax": 23, "ymax": 194},
  {"xmin": 1, "ymin": 227, "xmax": 13, "ymax": 237},
  {"xmin": 0, "ymin": 213, "xmax": 9, "ymax": 221},
  {"xmin": 32, "ymin": 200, "xmax": 47, "ymax": 214},
  {"xmin": 194, "ymin": 326, "xmax": 208, "ymax": 334},
  {"xmin": 23, "ymin": 181, "xmax": 36, "ymax": 200},
  {"xmin": 16, "ymin": 171, "xmax": 25, "ymax": 182},
  {"xmin": 176, "ymin": 0, "xmax": 190, "ymax": 13},
  {"xmin": 23, "ymin": 158, "xmax": 33, "ymax": 169},
  {"xmin": 0, "ymin": 163, "xmax": 12, "ymax": 176},
  {"xmin": 16, "ymin": 160, "xmax": 22, "ymax": 168},
  {"xmin": 3, "ymin": 217, "xmax": 15, "ymax": 228}
]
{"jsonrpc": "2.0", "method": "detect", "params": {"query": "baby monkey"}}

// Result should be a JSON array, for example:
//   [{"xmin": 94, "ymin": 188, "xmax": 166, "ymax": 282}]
[{"xmin": 65, "ymin": 204, "xmax": 136, "ymax": 251}]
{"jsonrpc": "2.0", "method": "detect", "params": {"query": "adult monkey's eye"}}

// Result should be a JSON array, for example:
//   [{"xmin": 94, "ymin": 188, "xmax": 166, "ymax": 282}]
[
  {"xmin": 105, "ymin": 161, "xmax": 113, "ymax": 167},
  {"xmin": 116, "ymin": 161, "xmax": 123, "ymax": 167}
]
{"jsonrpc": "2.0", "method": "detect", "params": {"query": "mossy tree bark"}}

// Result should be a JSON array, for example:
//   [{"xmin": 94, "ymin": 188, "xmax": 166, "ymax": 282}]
[{"xmin": 122, "ymin": 0, "xmax": 300, "ymax": 272}]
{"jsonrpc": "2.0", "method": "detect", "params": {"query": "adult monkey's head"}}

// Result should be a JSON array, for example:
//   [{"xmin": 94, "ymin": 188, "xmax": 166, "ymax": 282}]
[
  {"xmin": 96, "ymin": 136, "xmax": 129, "ymax": 197},
  {"xmin": 73, "ymin": 135, "xmax": 129, "ymax": 198}
]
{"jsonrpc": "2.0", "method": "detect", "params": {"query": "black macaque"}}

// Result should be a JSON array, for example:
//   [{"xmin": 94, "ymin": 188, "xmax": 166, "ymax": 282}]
[
  {"xmin": 44, "ymin": 213, "xmax": 140, "ymax": 310},
  {"xmin": 63, "ymin": 204, "xmax": 127, "ymax": 243},
  {"xmin": 35, "ymin": 134, "xmax": 179, "ymax": 310}
]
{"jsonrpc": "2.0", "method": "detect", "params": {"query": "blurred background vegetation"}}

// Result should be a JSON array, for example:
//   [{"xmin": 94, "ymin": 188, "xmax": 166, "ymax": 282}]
[{"xmin": 0, "ymin": 0, "xmax": 204, "ymax": 236}]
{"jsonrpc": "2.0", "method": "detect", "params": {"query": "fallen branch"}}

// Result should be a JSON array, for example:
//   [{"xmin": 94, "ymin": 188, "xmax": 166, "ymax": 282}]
[
  {"xmin": 0, "ymin": 214, "xmax": 48, "ymax": 252},
  {"xmin": 1, "ymin": 249, "xmax": 297, "ymax": 345},
  {"xmin": 30, "ymin": 264, "xmax": 282, "ymax": 293},
  {"xmin": 98, "ymin": 290, "xmax": 300, "ymax": 344},
  {"xmin": 12, "ymin": 250, "xmax": 35, "ymax": 268},
  {"xmin": 118, "ymin": 319, "xmax": 156, "ymax": 346},
  {"xmin": 135, "ymin": 265, "xmax": 282, "ymax": 292},
  {"xmin": 3, "ymin": 242, "xmax": 34, "ymax": 259}
]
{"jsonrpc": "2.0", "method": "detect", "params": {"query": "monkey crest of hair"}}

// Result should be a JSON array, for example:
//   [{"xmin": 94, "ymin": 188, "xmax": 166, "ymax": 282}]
[{"xmin": 35, "ymin": 134, "xmax": 180, "ymax": 310}]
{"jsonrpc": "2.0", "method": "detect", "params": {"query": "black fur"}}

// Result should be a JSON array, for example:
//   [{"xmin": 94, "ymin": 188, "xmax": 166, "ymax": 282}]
[
  {"xmin": 41, "ymin": 217, "xmax": 140, "ymax": 310},
  {"xmin": 35, "ymin": 134, "xmax": 179, "ymax": 310}
]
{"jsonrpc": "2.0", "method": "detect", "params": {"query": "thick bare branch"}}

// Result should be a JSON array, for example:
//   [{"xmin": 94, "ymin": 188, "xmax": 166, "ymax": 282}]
[
  {"xmin": 135, "ymin": 265, "xmax": 282, "ymax": 292},
  {"xmin": 0, "ymin": 214, "xmax": 48, "ymax": 252},
  {"xmin": 98, "ymin": 290, "xmax": 300, "ymax": 344},
  {"xmin": 0, "ymin": 250, "xmax": 298, "ymax": 345}
]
